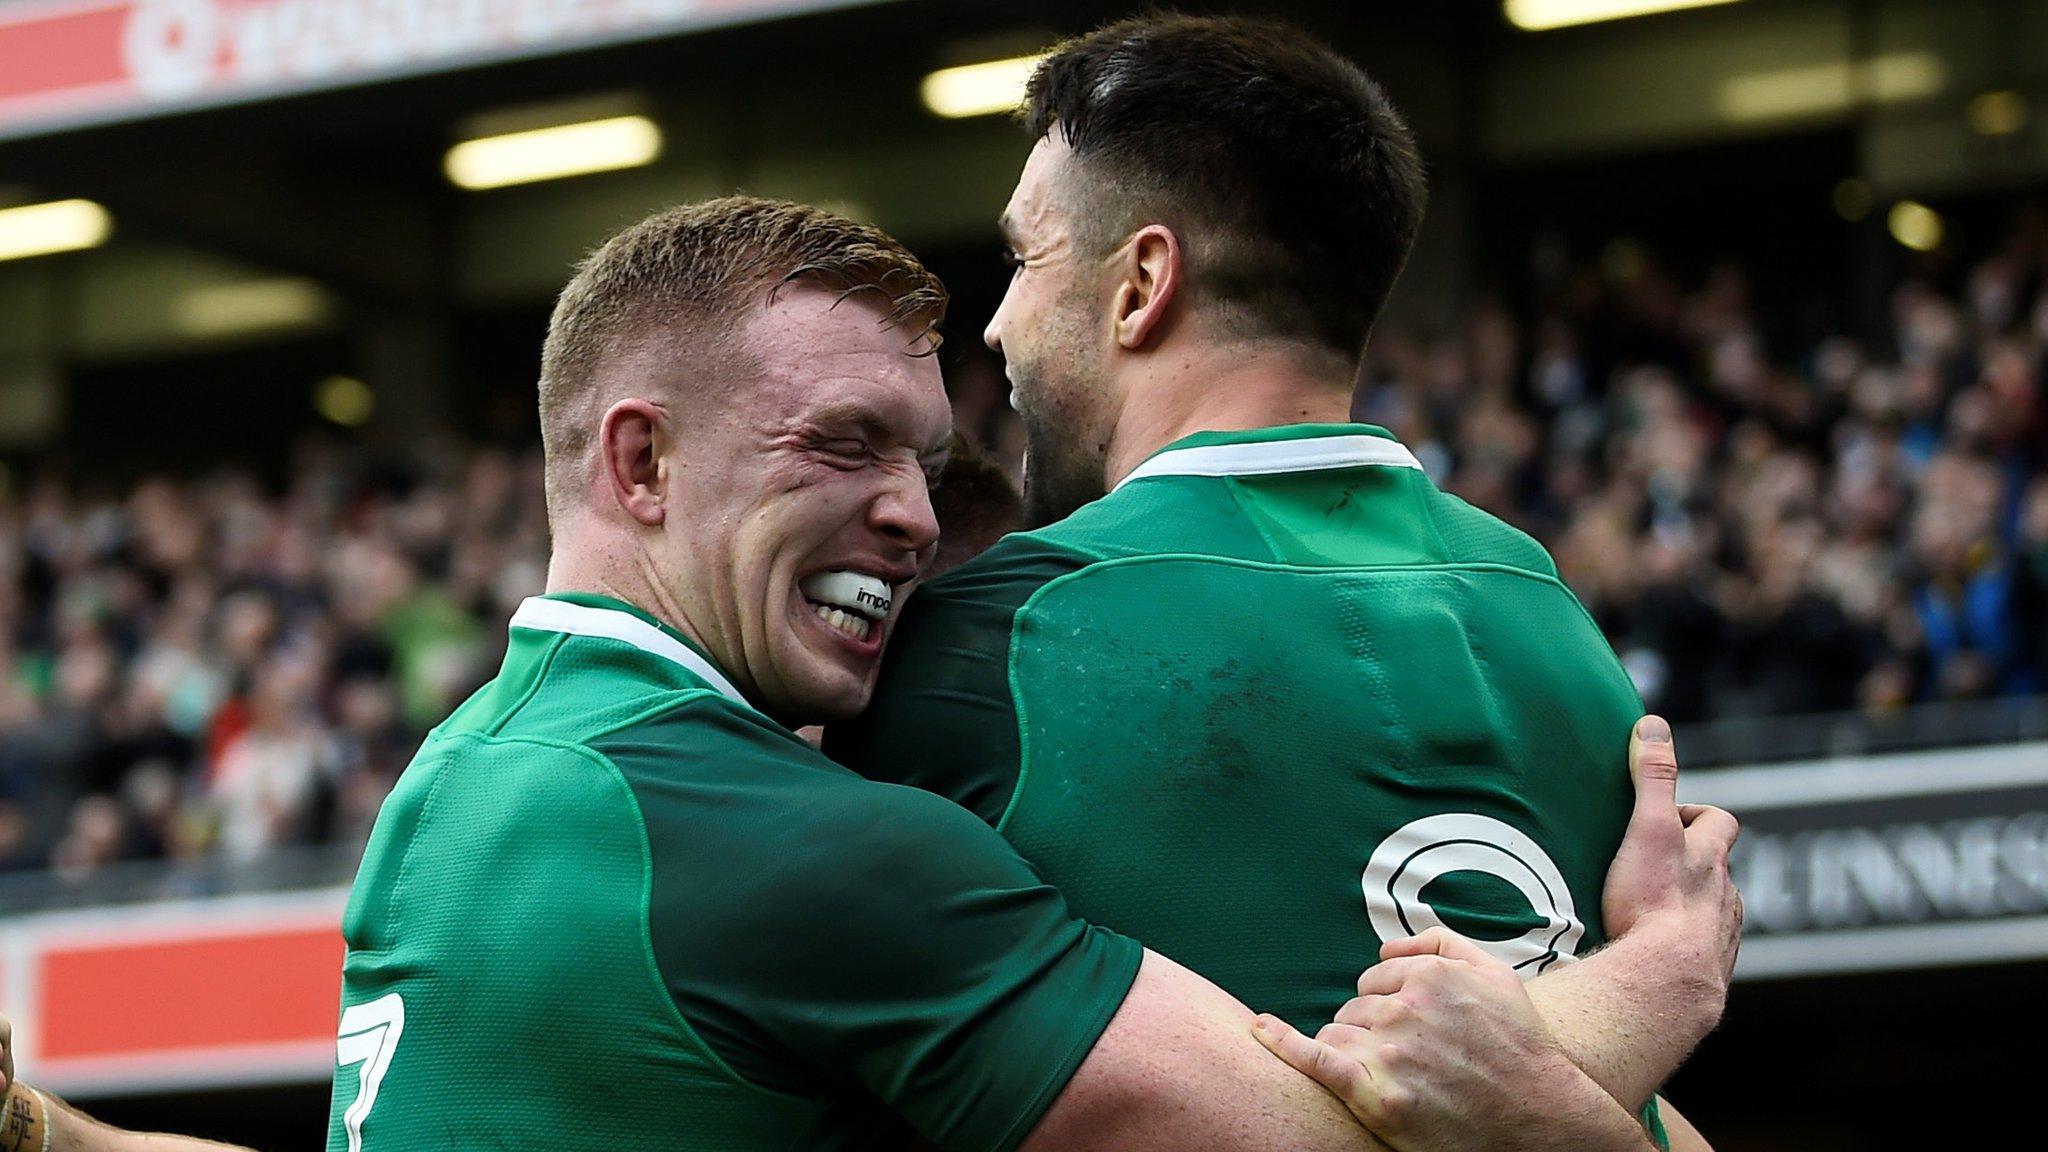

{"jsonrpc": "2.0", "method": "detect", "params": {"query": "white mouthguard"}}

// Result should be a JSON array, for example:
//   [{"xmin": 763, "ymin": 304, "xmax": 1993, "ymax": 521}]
[{"xmin": 800, "ymin": 571, "xmax": 894, "ymax": 621}]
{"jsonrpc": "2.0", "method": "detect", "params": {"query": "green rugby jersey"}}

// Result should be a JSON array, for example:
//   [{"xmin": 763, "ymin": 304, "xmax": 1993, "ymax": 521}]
[
  {"xmin": 829, "ymin": 423, "xmax": 1645, "ymax": 1031},
  {"xmin": 327, "ymin": 592, "xmax": 1140, "ymax": 1152}
]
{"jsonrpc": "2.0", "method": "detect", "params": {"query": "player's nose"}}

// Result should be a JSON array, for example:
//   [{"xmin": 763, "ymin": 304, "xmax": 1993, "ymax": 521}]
[
  {"xmin": 984, "ymin": 289, "xmax": 1010, "ymax": 353},
  {"xmin": 871, "ymin": 469, "xmax": 940, "ymax": 556}
]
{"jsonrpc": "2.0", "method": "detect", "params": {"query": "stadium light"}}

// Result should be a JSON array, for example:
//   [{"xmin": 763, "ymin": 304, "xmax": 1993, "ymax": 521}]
[
  {"xmin": 1968, "ymin": 91, "xmax": 2029, "ymax": 137},
  {"xmin": 1503, "ymin": 0, "xmax": 1741, "ymax": 32},
  {"xmin": 1888, "ymin": 201, "xmax": 1944, "ymax": 253},
  {"xmin": 1719, "ymin": 53, "xmax": 1945, "ymax": 122},
  {"xmin": 176, "ymin": 277, "xmax": 335, "ymax": 337},
  {"xmin": 0, "ymin": 199, "xmax": 112, "ymax": 263},
  {"xmin": 920, "ymin": 54, "xmax": 1046, "ymax": 119},
  {"xmin": 445, "ymin": 115, "xmax": 663, "ymax": 191},
  {"xmin": 315, "ymin": 375, "xmax": 376, "ymax": 426}
]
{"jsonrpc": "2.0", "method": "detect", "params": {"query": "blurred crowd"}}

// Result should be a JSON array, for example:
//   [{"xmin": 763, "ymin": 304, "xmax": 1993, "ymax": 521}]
[
  {"xmin": 1349, "ymin": 225, "xmax": 2048, "ymax": 725},
  {"xmin": 0, "ymin": 445, "xmax": 550, "ymax": 878},
  {"xmin": 4, "ymin": 214, "xmax": 2048, "ymax": 884}
]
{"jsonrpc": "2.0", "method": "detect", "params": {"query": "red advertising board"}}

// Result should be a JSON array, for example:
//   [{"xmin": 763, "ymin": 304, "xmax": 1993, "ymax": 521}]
[
  {"xmin": 0, "ymin": 0, "xmax": 893, "ymax": 141},
  {"xmin": 2, "ymin": 889, "xmax": 348, "ymax": 1096}
]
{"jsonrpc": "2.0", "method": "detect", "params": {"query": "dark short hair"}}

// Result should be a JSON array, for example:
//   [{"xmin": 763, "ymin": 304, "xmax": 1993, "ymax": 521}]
[
  {"xmin": 1024, "ymin": 14, "xmax": 1426, "ymax": 360},
  {"xmin": 539, "ymin": 196, "xmax": 947, "ymax": 517}
]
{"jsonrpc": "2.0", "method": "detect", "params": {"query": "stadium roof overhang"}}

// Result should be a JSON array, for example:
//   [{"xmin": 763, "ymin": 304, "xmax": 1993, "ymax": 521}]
[
  {"xmin": 0, "ymin": 0, "xmax": 903, "ymax": 143},
  {"xmin": 0, "ymin": 0, "xmax": 2040, "ymax": 443},
  {"xmin": 0, "ymin": 1, "xmax": 1495, "ymax": 348}
]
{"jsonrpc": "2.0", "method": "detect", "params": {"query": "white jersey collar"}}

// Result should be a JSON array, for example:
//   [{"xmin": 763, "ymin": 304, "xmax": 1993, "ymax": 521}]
[
  {"xmin": 510, "ymin": 596, "xmax": 750, "ymax": 709},
  {"xmin": 1114, "ymin": 433, "xmax": 1423, "ymax": 491}
]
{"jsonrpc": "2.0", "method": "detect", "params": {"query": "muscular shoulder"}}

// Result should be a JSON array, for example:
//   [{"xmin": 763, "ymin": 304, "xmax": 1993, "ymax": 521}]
[
  {"xmin": 1418, "ymin": 485, "xmax": 1562, "ymax": 579},
  {"xmin": 600, "ymin": 687, "xmax": 1140, "ymax": 1121},
  {"xmin": 594, "ymin": 691, "xmax": 941, "ymax": 854},
  {"xmin": 595, "ymin": 689, "xmax": 1065, "ymax": 968},
  {"xmin": 586, "ymin": 688, "xmax": 822, "ymax": 788}
]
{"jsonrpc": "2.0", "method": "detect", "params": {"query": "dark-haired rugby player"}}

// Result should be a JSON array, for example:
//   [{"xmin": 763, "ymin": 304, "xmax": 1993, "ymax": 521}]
[{"xmin": 829, "ymin": 15, "xmax": 1737, "ymax": 1148}]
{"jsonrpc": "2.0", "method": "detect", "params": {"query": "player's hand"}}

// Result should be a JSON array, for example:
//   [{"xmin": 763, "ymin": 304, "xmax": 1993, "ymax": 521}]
[
  {"xmin": 1600, "ymin": 716, "xmax": 1742, "ymax": 994},
  {"xmin": 0, "ymin": 1011, "xmax": 44, "ymax": 1152},
  {"xmin": 1252, "ymin": 928, "xmax": 1651, "ymax": 1152}
]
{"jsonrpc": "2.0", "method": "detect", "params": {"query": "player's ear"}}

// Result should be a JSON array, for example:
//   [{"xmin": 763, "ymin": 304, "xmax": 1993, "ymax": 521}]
[
  {"xmin": 1111, "ymin": 223, "xmax": 1183, "ymax": 351},
  {"xmin": 599, "ymin": 398, "xmax": 669, "ymax": 527}
]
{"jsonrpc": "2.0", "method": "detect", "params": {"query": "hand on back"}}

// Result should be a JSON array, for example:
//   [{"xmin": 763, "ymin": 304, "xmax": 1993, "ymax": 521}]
[
  {"xmin": 1250, "ymin": 714, "xmax": 1744, "ymax": 1150},
  {"xmin": 1252, "ymin": 929, "xmax": 1642, "ymax": 1152},
  {"xmin": 1600, "ymin": 716, "xmax": 1742, "ymax": 1000}
]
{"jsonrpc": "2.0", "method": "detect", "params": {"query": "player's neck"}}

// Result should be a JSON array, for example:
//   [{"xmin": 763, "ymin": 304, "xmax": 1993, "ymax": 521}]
[
  {"xmin": 1104, "ymin": 343, "xmax": 1352, "ymax": 489},
  {"xmin": 545, "ymin": 538, "xmax": 732, "ymax": 679}
]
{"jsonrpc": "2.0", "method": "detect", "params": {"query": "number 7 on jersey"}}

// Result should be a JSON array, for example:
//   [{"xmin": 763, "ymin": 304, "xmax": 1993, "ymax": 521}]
[{"xmin": 335, "ymin": 994, "xmax": 405, "ymax": 1152}]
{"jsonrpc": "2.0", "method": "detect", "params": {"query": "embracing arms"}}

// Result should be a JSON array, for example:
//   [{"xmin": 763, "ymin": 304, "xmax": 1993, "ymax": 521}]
[{"xmin": 2, "ymin": 716, "xmax": 1739, "ymax": 1152}]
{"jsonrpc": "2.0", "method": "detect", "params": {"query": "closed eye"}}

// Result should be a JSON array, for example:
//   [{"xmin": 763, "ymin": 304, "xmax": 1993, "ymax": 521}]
[{"xmin": 816, "ymin": 440, "xmax": 869, "ymax": 467}]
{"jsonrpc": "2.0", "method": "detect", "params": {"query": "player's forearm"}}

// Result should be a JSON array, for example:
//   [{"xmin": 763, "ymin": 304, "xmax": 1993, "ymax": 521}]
[
  {"xmin": 1503, "ymin": 1076, "xmax": 1663, "ymax": 1152},
  {"xmin": 1, "ymin": 1085, "xmax": 256, "ymax": 1152},
  {"xmin": 1019, "ymin": 951, "xmax": 1395, "ymax": 1152},
  {"xmin": 1026, "ymin": 951, "xmax": 1659, "ymax": 1152},
  {"xmin": 1525, "ymin": 917, "xmax": 1727, "ymax": 1111}
]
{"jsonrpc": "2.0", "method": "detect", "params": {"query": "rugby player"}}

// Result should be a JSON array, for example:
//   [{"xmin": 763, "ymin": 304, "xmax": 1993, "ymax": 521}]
[
  {"xmin": 824, "ymin": 13, "xmax": 1735, "ymax": 1145},
  {"xmin": 0, "ymin": 201, "xmax": 1719, "ymax": 1152}
]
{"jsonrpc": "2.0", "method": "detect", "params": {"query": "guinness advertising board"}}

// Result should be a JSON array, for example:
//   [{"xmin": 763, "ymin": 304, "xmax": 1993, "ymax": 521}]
[{"xmin": 1683, "ymin": 741, "xmax": 2048, "ymax": 980}]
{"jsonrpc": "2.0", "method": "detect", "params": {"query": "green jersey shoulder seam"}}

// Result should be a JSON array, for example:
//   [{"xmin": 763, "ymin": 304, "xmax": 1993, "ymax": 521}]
[
  {"xmin": 996, "ymin": 553, "xmax": 1592, "ymax": 834},
  {"xmin": 577, "ymin": 685, "xmax": 740, "ymax": 746},
  {"xmin": 484, "ymin": 631, "xmax": 567, "ymax": 736},
  {"xmin": 585, "ymin": 733, "xmax": 816, "ymax": 1106},
  {"xmin": 369, "ymin": 728, "xmax": 463, "ymax": 955},
  {"xmin": 432, "ymin": 728, "xmax": 810, "ymax": 1105},
  {"xmin": 998, "ymin": 621, "xmax": 1032, "ymax": 834},
  {"xmin": 1410, "ymin": 479, "xmax": 1457, "ymax": 560},
  {"xmin": 1018, "ymin": 552, "xmax": 1587, "ymax": 599},
  {"xmin": 1218, "ymin": 476, "xmax": 1289, "ymax": 562}
]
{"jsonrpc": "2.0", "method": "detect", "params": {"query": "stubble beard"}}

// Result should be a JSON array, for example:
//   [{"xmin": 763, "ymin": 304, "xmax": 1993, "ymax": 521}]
[
  {"xmin": 1018, "ymin": 400, "xmax": 1108, "ymax": 530},
  {"xmin": 1010, "ymin": 284, "xmax": 1112, "ymax": 529}
]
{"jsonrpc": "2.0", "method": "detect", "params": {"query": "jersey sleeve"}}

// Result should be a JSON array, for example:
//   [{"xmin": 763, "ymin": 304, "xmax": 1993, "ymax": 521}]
[
  {"xmin": 826, "ymin": 534, "xmax": 1087, "ymax": 826},
  {"xmin": 598, "ymin": 695, "xmax": 1143, "ymax": 1152},
  {"xmin": 1643, "ymin": 1099, "xmax": 1670, "ymax": 1150}
]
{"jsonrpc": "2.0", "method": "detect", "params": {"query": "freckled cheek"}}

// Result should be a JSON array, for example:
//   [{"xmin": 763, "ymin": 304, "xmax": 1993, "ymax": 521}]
[
  {"xmin": 760, "ymin": 474, "xmax": 879, "ymax": 546},
  {"xmin": 1019, "ymin": 273, "xmax": 1060, "ymax": 321},
  {"xmin": 1000, "ymin": 290, "xmax": 1034, "ymax": 336},
  {"xmin": 999, "ymin": 278, "xmax": 1031, "ymax": 324},
  {"xmin": 775, "ymin": 460, "xmax": 837, "ymax": 492}
]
